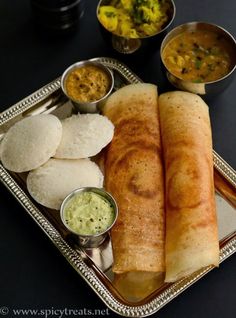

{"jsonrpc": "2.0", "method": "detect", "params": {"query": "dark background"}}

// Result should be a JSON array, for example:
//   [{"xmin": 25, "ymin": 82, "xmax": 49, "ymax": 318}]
[{"xmin": 0, "ymin": 0, "xmax": 235, "ymax": 317}]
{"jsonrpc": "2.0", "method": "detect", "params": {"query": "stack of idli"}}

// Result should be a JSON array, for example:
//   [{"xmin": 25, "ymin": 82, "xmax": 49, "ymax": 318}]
[
  {"xmin": 27, "ymin": 158, "xmax": 104, "ymax": 210},
  {"xmin": 1, "ymin": 113, "xmax": 114, "ymax": 210},
  {"xmin": 55, "ymin": 114, "xmax": 114, "ymax": 158},
  {"xmin": 1, "ymin": 114, "xmax": 62, "ymax": 172}
]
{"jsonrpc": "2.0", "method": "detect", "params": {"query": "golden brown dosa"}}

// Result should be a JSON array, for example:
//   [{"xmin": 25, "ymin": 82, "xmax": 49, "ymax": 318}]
[
  {"xmin": 103, "ymin": 83, "xmax": 165, "ymax": 274},
  {"xmin": 159, "ymin": 91, "xmax": 219, "ymax": 282}
]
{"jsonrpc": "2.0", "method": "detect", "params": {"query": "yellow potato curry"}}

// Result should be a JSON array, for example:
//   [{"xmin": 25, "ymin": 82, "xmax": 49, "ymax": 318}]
[
  {"xmin": 98, "ymin": 0, "xmax": 170, "ymax": 38},
  {"xmin": 162, "ymin": 30, "xmax": 233, "ymax": 82}
]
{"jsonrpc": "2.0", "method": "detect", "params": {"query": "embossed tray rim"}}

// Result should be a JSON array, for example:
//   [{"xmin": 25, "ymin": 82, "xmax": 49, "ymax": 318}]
[{"xmin": 0, "ymin": 57, "xmax": 235, "ymax": 318}]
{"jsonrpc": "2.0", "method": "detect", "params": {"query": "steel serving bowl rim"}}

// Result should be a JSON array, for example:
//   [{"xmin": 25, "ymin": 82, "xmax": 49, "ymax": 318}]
[
  {"xmin": 61, "ymin": 60, "xmax": 114, "ymax": 105},
  {"xmin": 60, "ymin": 187, "xmax": 118, "ymax": 238},
  {"xmin": 96, "ymin": 0, "xmax": 176, "ymax": 40},
  {"xmin": 160, "ymin": 21, "xmax": 236, "ymax": 85}
]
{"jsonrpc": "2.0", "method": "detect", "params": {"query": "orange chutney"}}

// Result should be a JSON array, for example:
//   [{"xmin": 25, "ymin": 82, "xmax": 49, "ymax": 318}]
[
  {"xmin": 65, "ymin": 65, "xmax": 111, "ymax": 102},
  {"xmin": 162, "ymin": 29, "xmax": 234, "ymax": 83}
]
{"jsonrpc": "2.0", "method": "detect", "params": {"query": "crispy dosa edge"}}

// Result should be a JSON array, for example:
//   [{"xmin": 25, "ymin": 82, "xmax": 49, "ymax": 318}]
[{"xmin": 113, "ymin": 271, "xmax": 165, "ymax": 301}]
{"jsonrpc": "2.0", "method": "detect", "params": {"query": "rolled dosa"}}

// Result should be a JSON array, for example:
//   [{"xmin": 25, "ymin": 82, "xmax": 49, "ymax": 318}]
[
  {"xmin": 159, "ymin": 91, "xmax": 219, "ymax": 282},
  {"xmin": 103, "ymin": 83, "xmax": 165, "ymax": 274}
]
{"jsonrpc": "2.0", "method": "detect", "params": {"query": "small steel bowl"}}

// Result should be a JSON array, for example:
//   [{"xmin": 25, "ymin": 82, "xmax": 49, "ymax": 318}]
[
  {"xmin": 97, "ymin": 0, "xmax": 176, "ymax": 54},
  {"xmin": 160, "ymin": 22, "xmax": 236, "ymax": 97},
  {"xmin": 61, "ymin": 60, "xmax": 114, "ymax": 113},
  {"xmin": 60, "ymin": 187, "xmax": 118, "ymax": 248}
]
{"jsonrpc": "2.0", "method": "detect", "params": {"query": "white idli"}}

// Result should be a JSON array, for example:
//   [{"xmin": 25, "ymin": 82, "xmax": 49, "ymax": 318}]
[
  {"xmin": 54, "ymin": 114, "xmax": 114, "ymax": 159},
  {"xmin": 1, "ymin": 114, "xmax": 62, "ymax": 172},
  {"xmin": 27, "ymin": 158, "xmax": 104, "ymax": 210}
]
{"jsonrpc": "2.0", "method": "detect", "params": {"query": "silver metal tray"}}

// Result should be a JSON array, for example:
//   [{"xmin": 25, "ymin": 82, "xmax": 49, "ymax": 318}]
[{"xmin": 0, "ymin": 57, "xmax": 236, "ymax": 317}]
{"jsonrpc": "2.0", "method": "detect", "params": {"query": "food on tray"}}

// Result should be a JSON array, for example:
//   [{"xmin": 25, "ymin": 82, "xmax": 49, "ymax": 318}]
[
  {"xmin": 27, "ymin": 158, "xmax": 104, "ymax": 210},
  {"xmin": 1, "ymin": 114, "xmax": 62, "ymax": 172},
  {"xmin": 103, "ymin": 83, "xmax": 165, "ymax": 274},
  {"xmin": 162, "ymin": 29, "xmax": 233, "ymax": 83},
  {"xmin": 159, "ymin": 91, "xmax": 219, "ymax": 282},
  {"xmin": 0, "ymin": 60, "xmax": 221, "ymax": 292},
  {"xmin": 54, "ymin": 114, "xmax": 114, "ymax": 159},
  {"xmin": 63, "ymin": 191, "xmax": 116, "ymax": 235},
  {"xmin": 98, "ymin": 0, "xmax": 171, "ymax": 38},
  {"xmin": 65, "ymin": 64, "xmax": 111, "ymax": 102}
]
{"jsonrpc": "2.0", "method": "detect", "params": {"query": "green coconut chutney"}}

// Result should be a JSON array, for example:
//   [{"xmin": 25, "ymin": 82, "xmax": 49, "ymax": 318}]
[{"xmin": 64, "ymin": 191, "xmax": 115, "ymax": 235}]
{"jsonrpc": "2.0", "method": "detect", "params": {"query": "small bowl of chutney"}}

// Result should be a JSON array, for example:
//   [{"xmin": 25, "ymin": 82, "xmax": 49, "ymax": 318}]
[
  {"xmin": 60, "ymin": 187, "xmax": 118, "ymax": 247},
  {"xmin": 160, "ymin": 22, "xmax": 236, "ymax": 96}
]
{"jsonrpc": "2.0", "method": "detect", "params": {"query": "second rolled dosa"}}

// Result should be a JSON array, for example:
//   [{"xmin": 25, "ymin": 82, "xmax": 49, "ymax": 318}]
[
  {"xmin": 103, "ymin": 83, "xmax": 165, "ymax": 274},
  {"xmin": 159, "ymin": 91, "xmax": 219, "ymax": 282}
]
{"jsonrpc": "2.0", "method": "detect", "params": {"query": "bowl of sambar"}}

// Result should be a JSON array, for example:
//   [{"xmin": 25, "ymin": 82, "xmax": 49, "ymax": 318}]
[{"xmin": 160, "ymin": 22, "xmax": 236, "ymax": 96}]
